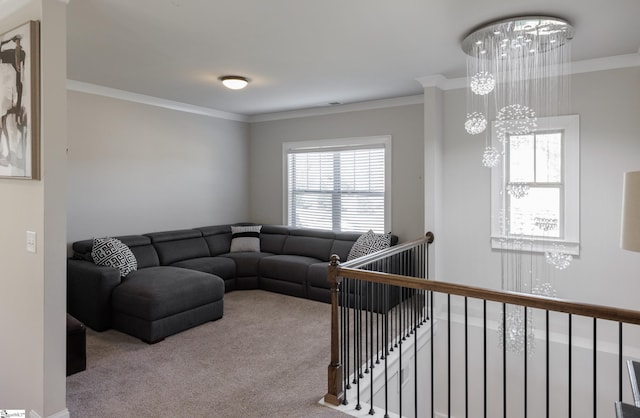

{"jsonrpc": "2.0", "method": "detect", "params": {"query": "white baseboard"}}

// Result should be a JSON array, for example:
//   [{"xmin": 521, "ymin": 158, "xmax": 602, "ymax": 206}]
[{"xmin": 29, "ymin": 408, "xmax": 69, "ymax": 418}]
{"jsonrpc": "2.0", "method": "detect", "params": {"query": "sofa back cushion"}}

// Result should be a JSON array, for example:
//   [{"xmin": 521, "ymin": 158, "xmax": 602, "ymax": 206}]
[
  {"xmin": 283, "ymin": 228, "xmax": 335, "ymax": 261},
  {"xmin": 260, "ymin": 225, "xmax": 290, "ymax": 254},
  {"xmin": 330, "ymin": 231, "xmax": 362, "ymax": 261},
  {"xmin": 145, "ymin": 229, "xmax": 209, "ymax": 265},
  {"xmin": 72, "ymin": 235, "xmax": 160, "ymax": 269},
  {"xmin": 197, "ymin": 225, "xmax": 232, "ymax": 256}
]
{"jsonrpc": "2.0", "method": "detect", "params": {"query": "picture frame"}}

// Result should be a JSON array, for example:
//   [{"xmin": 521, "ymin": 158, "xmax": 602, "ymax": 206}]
[{"xmin": 0, "ymin": 20, "xmax": 40, "ymax": 180}]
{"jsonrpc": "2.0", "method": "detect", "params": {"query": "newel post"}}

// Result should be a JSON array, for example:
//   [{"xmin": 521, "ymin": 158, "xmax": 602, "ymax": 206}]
[{"xmin": 324, "ymin": 254, "xmax": 343, "ymax": 406}]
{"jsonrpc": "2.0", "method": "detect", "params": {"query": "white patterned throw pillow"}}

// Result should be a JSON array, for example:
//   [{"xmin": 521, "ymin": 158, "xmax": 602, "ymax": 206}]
[
  {"xmin": 230, "ymin": 225, "xmax": 262, "ymax": 252},
  {"xmin": 91, "ymin": 237, "xmax": 138, "ymax": 277},
  {"xmin": 347, "ymin": 230, "xmax": 391, "ymax": 261}
]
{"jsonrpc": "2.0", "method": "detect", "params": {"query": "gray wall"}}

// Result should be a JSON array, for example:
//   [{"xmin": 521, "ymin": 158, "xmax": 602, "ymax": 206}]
[
  {"xmin": 249, "ymin": 104, "xmax": 425, "ymax": 242},
  {"xmin": 441, "ymin": 66, "xmax": 640, "ymax": 308},
  {"xmin": 67, "ymin": 91, "xmax": 250, "ymax": 244}
]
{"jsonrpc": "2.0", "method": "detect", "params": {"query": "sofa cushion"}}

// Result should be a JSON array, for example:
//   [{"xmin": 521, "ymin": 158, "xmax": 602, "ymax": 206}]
[
  {"xmin": 282, "ymin": 229, "xmax": 334, "ymax": 260},
  {"xmin": 220, "ymin": 251, "xmax": 272, "ymax": 278},
  {"xmin": 197, "ymin": 225, "xmax": 232, "ymax": 256},
  {"xmin": 347, "ymin": 230, "xmax": 391, "ymax": 261},
  {"xmin": 146, "ymin": 230, "xmax": 210, "ymax": 265},
  {"xmin": 259, "ymin": 255, "xmax": 318, "ymax": 284},
  {"xmin": 230, "ymin": 225, "xmax": 262, "ymax": 252},
  {"xmin": 307, "ymin": 262, "xmax": 331, "ymax": 289},
  {"xmin": 171, "ymin": 256, "xmax": 236, "ymax": 280},
  {"xmin": 91, "ymin": 237, "xmax": 138, "ymax": 277},
  {"xmin": 331, "ymin": 231, "xmax": 362, "ymax": 261},
  {"xmin": 111, "ymin": 266, "xmax": 224, "ymax": 321},
  {"xmin": 259, "ymin": 225, "xmax": 290, "ymax": 254}
]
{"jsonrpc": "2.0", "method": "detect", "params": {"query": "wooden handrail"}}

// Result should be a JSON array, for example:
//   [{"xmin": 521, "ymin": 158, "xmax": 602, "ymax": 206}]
[{"xmin": 335, "ymin": 267, "xmax": 640, "ymax": 326}]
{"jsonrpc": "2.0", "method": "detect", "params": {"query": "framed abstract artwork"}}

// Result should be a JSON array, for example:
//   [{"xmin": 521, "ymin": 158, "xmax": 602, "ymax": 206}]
[{"xmin": 0, "ymin": 20, "xmax": 40, "ymax": 180}]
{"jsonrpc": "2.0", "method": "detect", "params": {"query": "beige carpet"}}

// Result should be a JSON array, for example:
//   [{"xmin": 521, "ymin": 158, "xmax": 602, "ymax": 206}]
[{"xmin": 67, "ymin": 290, "xmax": 347, "ymax": 418}]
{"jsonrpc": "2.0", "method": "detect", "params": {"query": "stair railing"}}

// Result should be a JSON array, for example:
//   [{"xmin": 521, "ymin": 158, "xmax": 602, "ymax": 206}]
[{"xmin": 325, "ymin": 231, "xmax": 640, "ymax": 418}]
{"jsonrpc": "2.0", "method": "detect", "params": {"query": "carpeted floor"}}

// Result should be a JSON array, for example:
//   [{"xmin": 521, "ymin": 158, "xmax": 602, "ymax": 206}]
[{"xmin": 67, "ymin": 290, "xmax": 348, "ymax": 418}]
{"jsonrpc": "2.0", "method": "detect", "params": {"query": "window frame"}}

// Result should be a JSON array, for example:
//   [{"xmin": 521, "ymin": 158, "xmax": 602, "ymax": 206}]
[
  {"xmin": 491, "ymin": 115, "xmax": 580, "ymax": 255},
  {"xmin": 283, "ymin": 135, "xmax": 392, "ymax": 233}
]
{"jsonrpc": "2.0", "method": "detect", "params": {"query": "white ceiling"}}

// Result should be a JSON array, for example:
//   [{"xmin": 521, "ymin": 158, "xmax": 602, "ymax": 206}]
[{"xmin": 67, "ymin": 0, "xmax": 640, "ymax": 117}]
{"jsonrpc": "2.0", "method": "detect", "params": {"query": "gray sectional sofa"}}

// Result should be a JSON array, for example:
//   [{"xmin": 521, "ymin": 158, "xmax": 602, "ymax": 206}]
[{"xmin": 67, "ymin": 224, "xmax": 397, "ymax": 343}]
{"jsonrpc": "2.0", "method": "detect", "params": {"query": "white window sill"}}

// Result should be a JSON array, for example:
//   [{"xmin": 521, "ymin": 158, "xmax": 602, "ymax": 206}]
[{"xmin": 491, "ymin": 236, "xmax": 580, "ymax": 256}]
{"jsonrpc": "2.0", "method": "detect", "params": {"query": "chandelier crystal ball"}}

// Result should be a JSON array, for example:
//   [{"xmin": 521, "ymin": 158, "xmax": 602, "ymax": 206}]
[
  {"xmin": 498, "ymin": 305, "xmax": 535, "ymax": 355},
  {"xmin": 482, "ymin": 146, "xmax": 501, "ymax": 167},
  {"xmin": 465, "ymin": 112, "xmax": 487, "ymax": 135},
  {"xmin": 495, "ymin": 104, "xmax": 537, "ymax": 141},
  {"xmin": 532, "ymin": 281, "xmax": 557, "ymax": 298},
  {"xmin": 546, "ymin": 244, "xmax": 573, "ymax": 270},
  {"xmin": 506, "ymin": 182, "xmax": 530, "ymax": 199},
  {"xmin": 470, "ymin": 71, "xmax": 496, "ymax": 95}
]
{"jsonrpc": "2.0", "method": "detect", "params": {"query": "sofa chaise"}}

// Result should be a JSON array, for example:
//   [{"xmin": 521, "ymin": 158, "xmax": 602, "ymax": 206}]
[{"xmin": 68, "ymin": 224, "xmax": 397, "ymax": 343}]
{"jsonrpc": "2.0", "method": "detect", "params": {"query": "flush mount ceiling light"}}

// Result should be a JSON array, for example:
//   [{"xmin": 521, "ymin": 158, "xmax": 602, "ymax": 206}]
[{"xmin": 219, "ymin": 75, "xmax": 249, "ymax": 90}]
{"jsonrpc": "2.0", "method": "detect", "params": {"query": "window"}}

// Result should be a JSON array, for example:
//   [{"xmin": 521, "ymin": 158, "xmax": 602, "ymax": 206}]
[
  {"xmin": 284, "ymin": 136, "xmax": 391, "ymax": 233},
  {"xmin": 491, "ymin": 115, "xmax": 579, "ymax": 254}
]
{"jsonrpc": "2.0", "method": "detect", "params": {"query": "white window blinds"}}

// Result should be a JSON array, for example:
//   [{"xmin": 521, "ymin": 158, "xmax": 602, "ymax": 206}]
[{"xmin": 286, "ymin": 141, "xmax": 387, "ymax": 233}]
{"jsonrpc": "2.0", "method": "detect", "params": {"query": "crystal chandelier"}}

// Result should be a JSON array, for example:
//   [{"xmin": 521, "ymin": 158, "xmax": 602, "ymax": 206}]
[{"xmin": 461, "ymin": 16, "xmax": 574, "ymax": 166}]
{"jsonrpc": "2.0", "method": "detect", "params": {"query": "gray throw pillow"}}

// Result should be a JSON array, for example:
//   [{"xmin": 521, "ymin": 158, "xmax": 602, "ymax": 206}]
[{"xmin": 230, "ymin": 225, "xmax": 262, "ymax": 252}]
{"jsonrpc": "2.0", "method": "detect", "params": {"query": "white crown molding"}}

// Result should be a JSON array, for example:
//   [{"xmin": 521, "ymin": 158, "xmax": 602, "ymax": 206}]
[
  {"xmin": 66, "ymin": 80, "xmax": 249, "ymax": 122},
  {"xmin": 570, "ymin": 52, "xmax": 640, "ymax": 75},
  {"xmin": 416, "ymin": 74, "xmax": 448, "ymax": 90},
  {"xmin": 419, "ymin": 52, "xmax": 640, "ymax": 91},
  {"xmin": 248, "ymin": 95, "xmax": 424, "ymax": 123}
]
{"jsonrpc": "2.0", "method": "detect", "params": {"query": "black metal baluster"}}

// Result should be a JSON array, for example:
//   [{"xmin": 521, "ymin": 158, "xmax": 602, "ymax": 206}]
[
  {"xmin": 448, "ymin": 294, "xmax": 451, "ymax": 418},
  {"xmin": 356, "ymin": 280, "xmax": 362, "ymax": 411},
  {"xmin": 430, "ymin": 291, "xmax": 434, "ymax": 418},
  {"xmin": 365, "ymin": 281, "xmax": 370, "ymax": 375},
  {"xmin": 369, "ymin": 282, "xmax": 375, "ymax": 415},
  {"xmin": 376, "ymin": 284, "xmax": 380, "ymax": 365},
  {"xmin": 385, "ymin": 284, "xmax": 390, "ymax": 358},
  {"xmin": 568, "ymin": 314, "xmax": 572, "ymax": 418},
  {"xmin": 465, "ymin": 297, "xmax": 469, "ymax": 418},
  {"xmin": 484, "ymin": 300, "xmax": 487, "ymax": 418},
  {"xmin": 402, "ymin": 285, "xmax": 407, "ymax": 342},
  {"xmin": 620, "ymin": 322, "xmax": 623, "ymax": 403},
  {"xmin": 546, "ymin": 310, "xmax": 549, "ymax": 418},
  {"xmin": 399, "ymin": 289, "xmax": 403, "ymax": 418},
  {"xmin": 593, "ymin": 318, "xmax": 597, "ymax": 418},
  {"xmin": 345, "ymin": 278, "xmax": 351, "ymax": 394},
  {"xmin": 524, "ymin": 306, "xmax": 528, "ymax": 418},
  {"xmin": 415, "ymin": 291, "xmax": 419, "ymax": 418},
  {"xmin": 384, "ymin": 284, "xmax": 390, "ymax": 418},
  {"xmin": 393, "ymin": 286, "xmax": 399, "ymax": 350},
  {"xmin": 353, "ymin": 279, "xmax": 358, "ymax": 386},
  {"xmin": 503, "ymin": 303, "xmax": 507, "ymax": 418}
]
